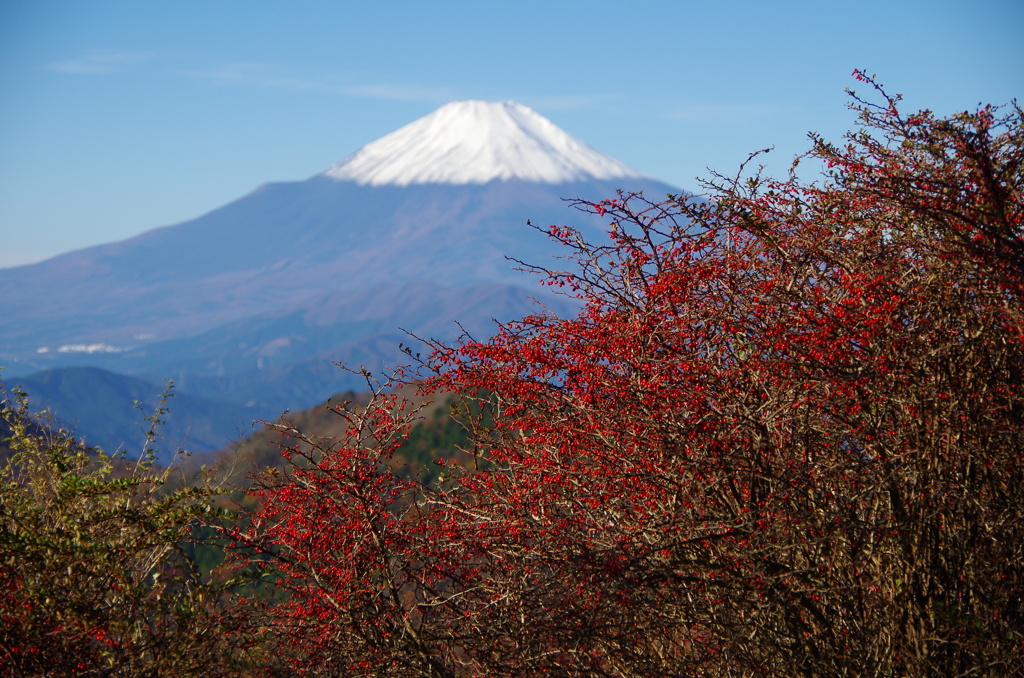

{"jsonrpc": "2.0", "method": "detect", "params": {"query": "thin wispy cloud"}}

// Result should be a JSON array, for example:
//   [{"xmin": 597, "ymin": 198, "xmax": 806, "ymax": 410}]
[
  {"xmin": 179, "ymin": 62, "xmax": 328, "ymax": 92},
  {"xmin": 179, "ymin": 62, "xmax": 456, "ymax": 103},
  {"xmin": 341, "ymin": 83, "xmax": 458, "ymax": 103},
  {"xmin": 522, "ymin": 93, "xmax": 620, "ymax": 111},
  {"xmin": 666, "ymin": 103, "xmax": 791, "ymax": 125},
  {"xmin": 50, "ymin": 51, "xmax": 154, "ymax": 74}
]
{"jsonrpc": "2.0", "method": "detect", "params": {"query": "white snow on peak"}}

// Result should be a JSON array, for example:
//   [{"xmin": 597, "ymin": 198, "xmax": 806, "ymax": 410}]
[{"xmin": 322, "ymin": 100, "xmax": 649, "ymax": 186}]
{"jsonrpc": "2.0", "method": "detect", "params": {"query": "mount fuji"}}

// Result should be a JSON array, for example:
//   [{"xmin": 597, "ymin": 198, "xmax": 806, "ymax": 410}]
[
  {"xmin": 324, "ymin": 100, "xmax": 651, "ymax": 185},
  {"xmin": 0, "ymin": 101, "xmax": 680, "ymax": 454}
]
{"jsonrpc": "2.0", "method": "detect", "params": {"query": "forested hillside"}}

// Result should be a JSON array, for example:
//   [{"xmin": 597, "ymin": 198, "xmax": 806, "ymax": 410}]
[{"xmin": 201, "ymin": 383, "xmax": 473, "ymax": 489}]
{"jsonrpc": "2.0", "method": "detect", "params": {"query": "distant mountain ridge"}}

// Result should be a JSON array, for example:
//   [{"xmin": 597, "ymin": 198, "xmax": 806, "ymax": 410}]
[
  {"xmin": 0, "ymin": 101, "xmax": 682, "ymax": 455},
  {"xmin": 13, "ymin": 367, "xmax": 254, "ymax": 457}
]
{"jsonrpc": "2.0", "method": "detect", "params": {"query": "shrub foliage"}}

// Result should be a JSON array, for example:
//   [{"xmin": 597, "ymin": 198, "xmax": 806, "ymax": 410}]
[
  {"xmin": 3, "ymin": 76, "xmax": 1022, "ymax": 676},
  {"xmin": 0, "ymin": 388, "xmax": 251, "ymax": 676},
  {"xmin": 245, "ymin": 75, "xmax": 1024, "ymax": 676}
]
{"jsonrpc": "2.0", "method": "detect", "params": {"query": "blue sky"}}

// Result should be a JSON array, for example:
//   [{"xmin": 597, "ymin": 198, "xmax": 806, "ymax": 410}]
[{"xmin": 2, "ymin": 0, "xmax": 1021, "ymax": 267}]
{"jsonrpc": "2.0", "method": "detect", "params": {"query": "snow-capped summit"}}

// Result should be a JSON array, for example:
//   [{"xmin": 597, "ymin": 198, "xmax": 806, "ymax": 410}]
[{"xmin": 323, "ymin": 100, "xmax": 649, "ymax": 186}]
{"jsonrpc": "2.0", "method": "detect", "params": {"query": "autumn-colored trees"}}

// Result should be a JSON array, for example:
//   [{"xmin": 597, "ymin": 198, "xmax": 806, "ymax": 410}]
[
  {"xmin": 248, "ymin": 77, "xmax": 1024, "ymax": 676},
  {"xmin": 3, "ymin": 76, "xmax": 1021, "ymax": 676}
]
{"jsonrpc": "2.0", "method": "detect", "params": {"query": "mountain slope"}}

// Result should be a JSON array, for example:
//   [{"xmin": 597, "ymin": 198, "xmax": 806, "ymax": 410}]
[
  {"xmin": 0, "ymin": 100, "xmax": 682, "ymax": 445},
  {"xmin": 0, "ymin": 177, "xmax": 675, "ymax": 357}
]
